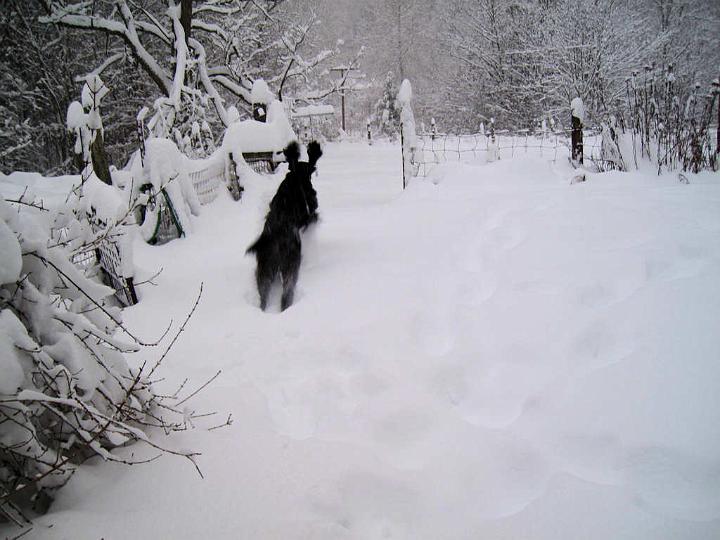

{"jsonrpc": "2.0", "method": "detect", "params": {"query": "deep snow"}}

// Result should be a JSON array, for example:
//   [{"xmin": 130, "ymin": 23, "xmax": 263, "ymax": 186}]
[{"xmin": 4, "ymin": 142, "xmax": 720, "ymax": 539}]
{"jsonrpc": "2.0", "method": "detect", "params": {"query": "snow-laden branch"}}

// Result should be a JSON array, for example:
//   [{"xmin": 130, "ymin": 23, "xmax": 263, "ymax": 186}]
[
  {"xmin": 74, "ymin": 52, "xmax": 126, "ymax": 83},
  {"xmin": 189, "ymin": 38, "xmax": 230, "ymax": 126},
  {"xmin": 211, "ymin": 73, "xmax": 253, "ymax": 104},
  {"xmin": 41, "ymin": 1, "xmax": 172, "ymax": 96},
  {"xmin": 168, "ymin": 2, "xmax": 188, "ymax": 110}
]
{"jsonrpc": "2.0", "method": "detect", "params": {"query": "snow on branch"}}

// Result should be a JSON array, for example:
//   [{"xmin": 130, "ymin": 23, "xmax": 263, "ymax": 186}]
[
  {"xmin": 73, "ymin": 52, "xmax": 126, "ymax": 83},
  {"xmin": 41, "ymin": 1, "xmax": 172, "ymax": 96}
]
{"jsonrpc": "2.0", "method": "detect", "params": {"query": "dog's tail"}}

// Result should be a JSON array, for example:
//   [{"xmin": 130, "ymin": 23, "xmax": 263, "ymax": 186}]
[
  {"xmin": 246, "ymin": 233, "xmax": 266, "ymax": 255},
  {"xmin": 284, "ymin": 141, "xmax": 301, "ymax": 169},
  {"xmin": 307, "ymin": 140, "xmax": 323, "ymax": 169}
]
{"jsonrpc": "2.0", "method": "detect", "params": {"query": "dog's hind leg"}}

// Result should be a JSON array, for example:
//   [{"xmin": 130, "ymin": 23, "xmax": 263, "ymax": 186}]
[
  {"xmin": 256, "ymin": 270, "xmax": 273, "ymax": 311},
  {"xmin": 280, "ymin": 254, "xmax": 301, "ymax": 311},
  {"xmin": 280, "ymin": 266, "xmax": 298, "ymax": 311}
]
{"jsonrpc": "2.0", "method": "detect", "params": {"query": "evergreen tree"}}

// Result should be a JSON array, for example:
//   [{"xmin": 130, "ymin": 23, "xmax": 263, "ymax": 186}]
[{"xmin": 374, "ymin": 72, "xmax": 401, "ymax": 138}]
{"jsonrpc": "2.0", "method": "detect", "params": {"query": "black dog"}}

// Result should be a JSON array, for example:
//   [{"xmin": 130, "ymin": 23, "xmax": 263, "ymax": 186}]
[{"xmin": 246, "ymin": 141, "xmax": 322, "ymax": 311}]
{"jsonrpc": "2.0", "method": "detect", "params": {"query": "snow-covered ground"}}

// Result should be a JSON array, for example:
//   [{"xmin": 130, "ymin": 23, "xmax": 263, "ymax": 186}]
[{"xmin": 8, "ymin": 142, "xmax": 720, "ymax": 539}]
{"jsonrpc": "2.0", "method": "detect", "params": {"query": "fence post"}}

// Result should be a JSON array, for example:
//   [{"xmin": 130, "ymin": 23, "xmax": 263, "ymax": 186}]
[
  {"xmin": 227, "ymin": 152, "xmax": 243, "ymax": 201},
  {"xmin": 571, "ymin": 97, "xmax": 584, "ymax": 165},
  {"xmin": 397, "ymin": 79, "xmax": 417, "ymax": 190},
  {"xmin": 400, "ymin": 123, "xmax": 406, "ymax": 189},
  {"xmin": 431, "ymin": 117, "xmax": 437, "ymax": 140},
  {"xmin": 367, "ymin": 121, "xmax": 372, "ymax": 146},
  {"xmin": 714, "ymin": 75, "xmax": 720, "ymax": 164}
]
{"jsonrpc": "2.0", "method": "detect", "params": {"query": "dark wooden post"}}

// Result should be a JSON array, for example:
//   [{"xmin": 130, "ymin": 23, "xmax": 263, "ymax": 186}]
[
  {"xmin": 330, "ymin": 66, "xmax": 358, "ymax": 132},
  {"xmin": 400, "ymin": 122, "xmax": 406, "ymax": 190},
  {"xmin": 367, "ymin": 121, "xmax": 372, "ymax": 145},
  {"xmin": 226, "ymin": 152, "xmax": 243, "ymax": 201},
  {"xmin": 136, "ymin": 119, "xmax": 146, "ymax": 166},
  {"xmin": 431, "ymin": 117, "xmax": 437, "ymax": 140},
  {"xmin": 571, "ymin": 97, "xmax": 584, "ymax": 165},
  {"xmin": 253, "ymin": 104, "xmax": 267, "ymax": 123}
]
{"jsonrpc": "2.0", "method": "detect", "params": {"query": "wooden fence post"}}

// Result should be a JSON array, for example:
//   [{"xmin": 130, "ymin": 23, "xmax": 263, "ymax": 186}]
[
  {"xmin": 226, "ymin": 152, "xmax": 243, "ymax": 201},
  {"xmin": 571, "ymin": 97, "xmax": 584, "ymax": 165}
]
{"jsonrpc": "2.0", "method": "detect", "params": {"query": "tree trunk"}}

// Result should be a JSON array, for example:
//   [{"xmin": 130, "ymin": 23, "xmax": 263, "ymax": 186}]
[
  {"xmin": 180, "ymin": 0, "xmax": 193, "ymax": 44},
  {"xmin": 91, "ymin": 132, "xmax": 112, "ymax": 185}
]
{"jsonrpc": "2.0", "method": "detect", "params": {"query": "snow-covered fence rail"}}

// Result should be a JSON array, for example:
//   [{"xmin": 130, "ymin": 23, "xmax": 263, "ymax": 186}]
[
  {"xmin": 410, "ymin": 130, "xmax": 605, "ymax": 177},
  {"xmin": 188, "ymin": 159, "xmax": 226, "ymax": 205}
]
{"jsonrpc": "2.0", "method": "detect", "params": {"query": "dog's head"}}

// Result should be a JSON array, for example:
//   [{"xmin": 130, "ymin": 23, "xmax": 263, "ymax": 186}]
[{"xmin": 283, "ymin": 141, "xmax": 323, "ymax": 178}]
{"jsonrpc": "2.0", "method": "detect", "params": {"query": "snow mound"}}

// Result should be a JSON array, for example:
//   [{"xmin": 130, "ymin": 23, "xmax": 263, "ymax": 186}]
[
  {"xmin": 251, "ymin": 79, "xmax": 274, "ymax": 105},
  {"xmin": 221, "ymin": 100, "xmax": 296, "ymax": 155},
  {"xmin": 397, "ymin": 78, "xmax": 413, "ymax": 105},
  {"xmin": 571, "ymin": 97, "xmax": 585, "ymax": 123}
]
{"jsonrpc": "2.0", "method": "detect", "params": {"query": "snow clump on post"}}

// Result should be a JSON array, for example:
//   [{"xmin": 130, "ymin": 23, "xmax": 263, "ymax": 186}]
[{"xmin": 397, "ymin": 79, "xmax": 418, "ymax": 189}]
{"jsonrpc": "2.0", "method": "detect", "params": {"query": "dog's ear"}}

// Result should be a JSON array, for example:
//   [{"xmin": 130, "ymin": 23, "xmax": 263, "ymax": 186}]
[
  {"xmin": 284, "ymin": 141, "xmax": 301, "ymax": 169},
  {"xmin": 307, "ymin": 140, "xmax": 323, "ymax": 169}
]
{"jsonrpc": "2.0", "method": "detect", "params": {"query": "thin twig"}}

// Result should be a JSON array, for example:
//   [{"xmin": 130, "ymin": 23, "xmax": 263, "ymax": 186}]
[{"xmin": 176, "ymin": 370, "xmax": 221, "ymax": 407}]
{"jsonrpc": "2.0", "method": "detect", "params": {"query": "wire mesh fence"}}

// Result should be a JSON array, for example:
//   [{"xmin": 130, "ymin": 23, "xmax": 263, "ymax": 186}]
[
  {"xmin": 94, "ymin": 230, "xmax": 138, "ymax": 306},
  {"xmin": 62, "ymin": 226, "xmax": 138, "ymax": 307},
  {"xmin": 410, "ymin": 129, "xmax": 607, "ymax": 177}
]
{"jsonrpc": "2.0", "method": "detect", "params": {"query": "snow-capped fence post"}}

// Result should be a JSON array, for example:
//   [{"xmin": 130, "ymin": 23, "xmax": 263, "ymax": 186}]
[
  {"xmin": 252, "ymin": 79, "xmax": 273, "ymax": 123},
  {"xmin": 397, "ymin": 79, "xmax": 418, "ymax": 189},
  {"xmin": 431, "ymin": 117, "xmax": 437, "ymax": 141},
  {"xmin": 571, "ymin": 97, "xmax": 584, "ymax": 166}
]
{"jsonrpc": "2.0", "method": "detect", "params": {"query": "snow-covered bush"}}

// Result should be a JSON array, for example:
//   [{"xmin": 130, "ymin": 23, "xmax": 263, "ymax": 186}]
[
  {"xmin": 0, "ymin": 195, "xmax": 204, "ymax": 525},
  {"xmin": 597, "ymin": 66, "xmax": 719, "ymax": 174},
  {"xmin": 148, "ymin": 89, "xmax": 216, "ymax": 160}
]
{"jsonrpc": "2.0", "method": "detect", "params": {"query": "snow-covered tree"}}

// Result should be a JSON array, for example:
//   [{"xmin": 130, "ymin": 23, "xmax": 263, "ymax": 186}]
[
  {"xmin": 374, "ymin": 72, "xmax": 401, "ymax": 138},
  {"xmin": 0, "ymin": 1, "xmax": 88, "ymax": 174},
  {"xmin": 39, "ymin": 0, "xmax": 355, "ymax": 160},
  {"xmin": 440, "ymin": 0, "xmax": 719, "ymax": 131}
]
